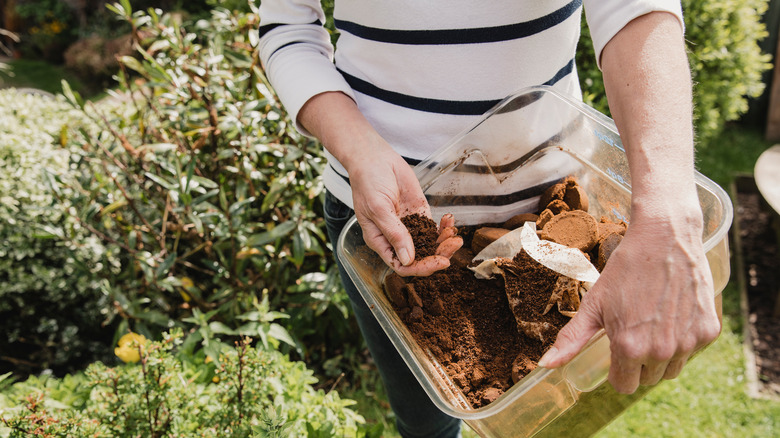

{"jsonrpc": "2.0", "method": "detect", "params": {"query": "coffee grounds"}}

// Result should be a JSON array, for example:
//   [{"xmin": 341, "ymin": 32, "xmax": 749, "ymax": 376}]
[
  {"xmin": 385, "ymin": 176, "xmax": 620, "ymax": 408},
  {"xmin": 395, "ymin": 259, "xmax": 534, "ymax": 408},
  {"xmin": 504, "ymin": 251, "xmax": 568, "ymax": 331},
  {"xmin": 391, "ymin": 231, "xmax": 564, "ymax": 408},
  {"xmin": 401, "ymin": 214, "xmax": 439, "ymax": 259}
]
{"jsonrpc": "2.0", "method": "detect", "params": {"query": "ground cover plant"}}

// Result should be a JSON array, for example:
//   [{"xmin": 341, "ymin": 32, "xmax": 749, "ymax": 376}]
[{"xmin": 0, "ymin": 89, "xmax": 116, "ymax": 377}]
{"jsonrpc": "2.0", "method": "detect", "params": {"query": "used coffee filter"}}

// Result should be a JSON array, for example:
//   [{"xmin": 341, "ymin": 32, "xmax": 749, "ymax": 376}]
[{"xmin": 470, "ymin": 222, "xmax": 599, "ymax": 342}]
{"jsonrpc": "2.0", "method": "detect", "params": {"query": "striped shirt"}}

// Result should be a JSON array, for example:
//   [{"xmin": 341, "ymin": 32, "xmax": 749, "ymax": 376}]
[{"xmin": 258, "ymin": 1, "xmax": 683, "ymax": 209}]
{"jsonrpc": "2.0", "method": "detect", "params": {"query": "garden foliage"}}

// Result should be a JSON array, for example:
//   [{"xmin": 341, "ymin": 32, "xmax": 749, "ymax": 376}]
[
  {"xmin": 0, "ymin": 89, "xmax": 117, "ymax": 376},
  {"xmin": 577, "ymin": 0, "xmax": 772, "ymax": 143},
  {"xmin": 0, "ymin": 330, "xmax": 369, "ymax": 437},
  {"xmin": 54, "ymin": 0, "xmax": 355, "ymax": 365}
]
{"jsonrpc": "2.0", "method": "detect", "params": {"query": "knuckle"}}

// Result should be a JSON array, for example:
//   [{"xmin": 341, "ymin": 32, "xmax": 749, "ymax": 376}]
[
  {"xmin": 649, "ymin": 342, "xmax": 676, "ymax": 363},
  {"xmin": 612, "ymin": 334, "xmax": 645, "ymax": 361},
  {"xmin": 700, "ymin": 319, "xmax": 722, "ymax": 344}
]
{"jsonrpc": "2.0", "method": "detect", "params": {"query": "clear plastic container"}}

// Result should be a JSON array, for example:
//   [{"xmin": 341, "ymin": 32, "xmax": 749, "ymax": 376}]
[{"xmin": 336, "ymin": 86, "xmax": 732, "ymax": 438}]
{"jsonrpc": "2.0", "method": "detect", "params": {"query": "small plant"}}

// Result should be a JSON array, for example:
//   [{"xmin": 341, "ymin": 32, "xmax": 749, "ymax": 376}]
[
  {"xmin": 14, "ymin": 0, "xmax": 78, "ymax": 62},
  {"xmin": 0, "ymin": 331, "xmax": 370, "ymax": 437}
]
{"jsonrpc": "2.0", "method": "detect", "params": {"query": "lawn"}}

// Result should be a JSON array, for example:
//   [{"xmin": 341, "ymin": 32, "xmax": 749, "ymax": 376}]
[{"xmin": 0, "ymin": 58, "xmax": 96, "ymax": 98}]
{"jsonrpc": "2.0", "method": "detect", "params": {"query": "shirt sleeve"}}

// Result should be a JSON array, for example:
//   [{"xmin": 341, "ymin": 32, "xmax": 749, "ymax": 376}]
[
  {"xmin": 583, "ymin": 0, "xmax": 684, "ymax": 69},
  {"xmin": 258, "ymin": 1, "xmax": 356, "ymax": 136}
]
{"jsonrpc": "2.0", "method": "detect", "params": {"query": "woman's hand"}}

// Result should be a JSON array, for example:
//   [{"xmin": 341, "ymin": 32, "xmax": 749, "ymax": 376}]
[
  {"xmin": 348, "ymin": 145, "xmax": 462, "ymax": 276},
  {"xmin": 298, "ymin": 91, "xmax": 462, "ymax": 277}
]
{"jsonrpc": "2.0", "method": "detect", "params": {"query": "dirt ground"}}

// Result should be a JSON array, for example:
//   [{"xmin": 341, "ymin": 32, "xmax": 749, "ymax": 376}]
[{"xmin": 735, "ymin": 185, "xmax": 780, "ymax": 397}]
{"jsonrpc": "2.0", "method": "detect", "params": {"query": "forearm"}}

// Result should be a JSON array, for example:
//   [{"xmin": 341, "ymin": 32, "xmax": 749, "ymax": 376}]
[
  {"xmin": 601, "ymin": 12, "xmax": 701, "ymax": 228},
  {"xmin": 297, "ymin": 91, "xmax": 393, "ymax": 174}
]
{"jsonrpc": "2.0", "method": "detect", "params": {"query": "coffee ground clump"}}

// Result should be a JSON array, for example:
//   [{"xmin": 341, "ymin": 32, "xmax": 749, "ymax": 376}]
[{"xmin": 401, "ymin": 213, "xmax": 439, "ymax": 259}]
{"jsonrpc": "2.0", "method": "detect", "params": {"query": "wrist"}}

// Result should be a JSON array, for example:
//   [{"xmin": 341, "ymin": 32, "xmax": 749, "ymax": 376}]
[{"xmin": 629, "ymin": 193, "xmax": 703, "ymax": 234}]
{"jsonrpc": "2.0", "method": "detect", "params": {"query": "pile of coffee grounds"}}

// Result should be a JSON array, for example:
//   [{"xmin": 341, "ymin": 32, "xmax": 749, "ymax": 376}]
[
  {"xmin": 385, "ymin": 260, "xmax": 534, "ymax": 408},
  {"xmin": 383, "ymin": 176, "xmax": 626, "ymax": 408},
  {"xmin": 401, "ymin": 213, "xmax": 439, "ymax": 259}
]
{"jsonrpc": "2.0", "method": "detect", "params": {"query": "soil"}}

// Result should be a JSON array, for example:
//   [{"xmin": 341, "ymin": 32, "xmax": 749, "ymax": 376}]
[
  {"xmin": 387, "ymin": 176, "xmax": 625, "ymax": 408},
  {"xmin": 735, "ymin": 187, "xmax": 780, "ymax": 396}
]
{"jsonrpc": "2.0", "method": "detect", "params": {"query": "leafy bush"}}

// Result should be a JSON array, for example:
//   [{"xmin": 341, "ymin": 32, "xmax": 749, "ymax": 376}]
[
  {"xmin": 0, "ymin": 331, "xmax": 373, "ymax": 437},
  {"xmin": 56, "ymin": 1, "xmax": 356, "ymax": 364},
  {"xmin": 0, "ymin": 89, "xmax": 117, "ymax": 377},
  {"xmin": 578, "ymin": 0, "xmax": 773, "ymax": 143}
]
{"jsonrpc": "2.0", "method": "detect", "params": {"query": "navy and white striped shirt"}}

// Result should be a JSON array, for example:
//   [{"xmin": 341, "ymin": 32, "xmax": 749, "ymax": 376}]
[{"xmin": 258, "ymin": 1, "xmax": 683, "ymax": 209}]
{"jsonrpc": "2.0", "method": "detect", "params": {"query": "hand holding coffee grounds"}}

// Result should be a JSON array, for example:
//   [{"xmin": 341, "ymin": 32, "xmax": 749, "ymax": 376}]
[{"xmin": 390, "ymin": 213, "xmax": 463, "ymax": 277}]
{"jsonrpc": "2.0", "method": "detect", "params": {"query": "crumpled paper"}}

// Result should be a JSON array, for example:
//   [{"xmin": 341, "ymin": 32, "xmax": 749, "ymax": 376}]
[{"xmin": 469, "ymin": 222, "xmax": 600, "ymax": 342}]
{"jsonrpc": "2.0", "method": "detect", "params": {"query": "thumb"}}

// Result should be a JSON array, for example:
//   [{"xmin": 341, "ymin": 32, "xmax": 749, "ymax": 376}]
[{"xmin": 538, "ymin": 300, "xmax": 602, "ymax": 368}]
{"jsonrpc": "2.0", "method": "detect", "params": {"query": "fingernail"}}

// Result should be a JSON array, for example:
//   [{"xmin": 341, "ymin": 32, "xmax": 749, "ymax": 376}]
[
  {"xmin": 538, "ymin": 347, "xmax": 558, "ymax": 368},
  {"xmin": 398, "ymin": 248, "xmax": 412, "ymax": 266}
]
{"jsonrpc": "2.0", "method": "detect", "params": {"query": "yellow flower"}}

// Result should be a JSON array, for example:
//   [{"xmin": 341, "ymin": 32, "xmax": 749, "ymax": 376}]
[
  {"xmin": 179, "ymin": 277, "xmax": 194, "ymax": 302},
  {"xmin": 114, "ymin": 332, "xmax": 148, "ymax": 363},
  {"xmin": 49, "ymin": 21, "xmax": 63, "ymax": 34}
]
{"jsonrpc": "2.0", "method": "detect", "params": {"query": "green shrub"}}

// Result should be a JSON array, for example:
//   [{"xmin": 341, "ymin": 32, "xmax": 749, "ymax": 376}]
[
  {"xmin": 0, "ymin": 331, "xmax": 372, "ymax": 437},
  {"xmin": 56, "ymin": 1, "xmax": 356, "ymax": 364},
  {"xmin": 578, "ymin": 0, "xmax": 773, "ymax": 143},
  {"xmin": 0, "ymin": 89, "xmax": 117, "ymax": 377}
]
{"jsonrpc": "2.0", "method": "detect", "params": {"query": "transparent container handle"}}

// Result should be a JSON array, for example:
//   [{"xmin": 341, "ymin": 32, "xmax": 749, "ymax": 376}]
[{"xmin": 562, "ymin": 330, "xmax": 610, "ymax": 393}]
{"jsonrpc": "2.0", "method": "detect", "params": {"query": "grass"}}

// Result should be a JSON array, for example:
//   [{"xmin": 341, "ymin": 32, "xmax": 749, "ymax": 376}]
[{"xmin": 0, "ymin": 58, "xmax": 101, "ymax": 99}]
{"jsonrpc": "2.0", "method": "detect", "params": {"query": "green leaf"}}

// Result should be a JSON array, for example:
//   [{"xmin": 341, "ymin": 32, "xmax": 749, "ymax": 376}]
[
  {"xmin": 61, "ymin": 80, "xmax": 83, "ymax": 109},
  {"xmin": 191, "ymin": 189, "xmax": 219, "ymax": 207},
  {"xmin": 268, "ymin": 323, "xmax": 297, "ymax": 349},
  {"xmin": 118, "ymin": 56, "xmax": 146, "ymax": 75},
  {"xmin": 208, "ymin": 321, "xmax": 236, "ymax": 335},
  {"xmin": 137, "ymin": 310, "xmax": 170, "ymax": 327},
  {"xmin": 261, "ymin": 173, "xmax": 291, "ymax": 213},
  {"xmin": 223, "ymin": 49, "xmax": 253, "ymax": 68},
  {"xmin": 145, "ymin": 172, "xmax": 177, "ymax": 190},
  {"xmin": 190, "ymin": 175, "xmax": 218, "ymax": 189},
  {"xmin": 246, "ymin": 221, "xmax": 296, "ymax": 247},
  {"xmin": 228, "ymin": 197, "xmax": 256, "ymax": 216},
  {"xmin": 137, "ymin": 143, "xmax": 177, "ymax": 154},
  {"xmin": 155, "ymin": 252, "xmax": 177, "ymax": 279},
  {"xmin": 291, "ymin": 231, "xmax": 305, "ymax": 267},
  {"xmin": 147, "ymin": 39, "xmax": 170, "ymax": 54},
  {"xmin": 100, "ymin": 199, "xmax": 128, "ymax": 216}
]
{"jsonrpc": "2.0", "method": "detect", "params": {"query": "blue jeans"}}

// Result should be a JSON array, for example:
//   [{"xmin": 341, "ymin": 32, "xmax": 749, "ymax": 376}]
[{"xmin": 324, "ymin": 191, "xmax": 462, "ymax": 438}]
